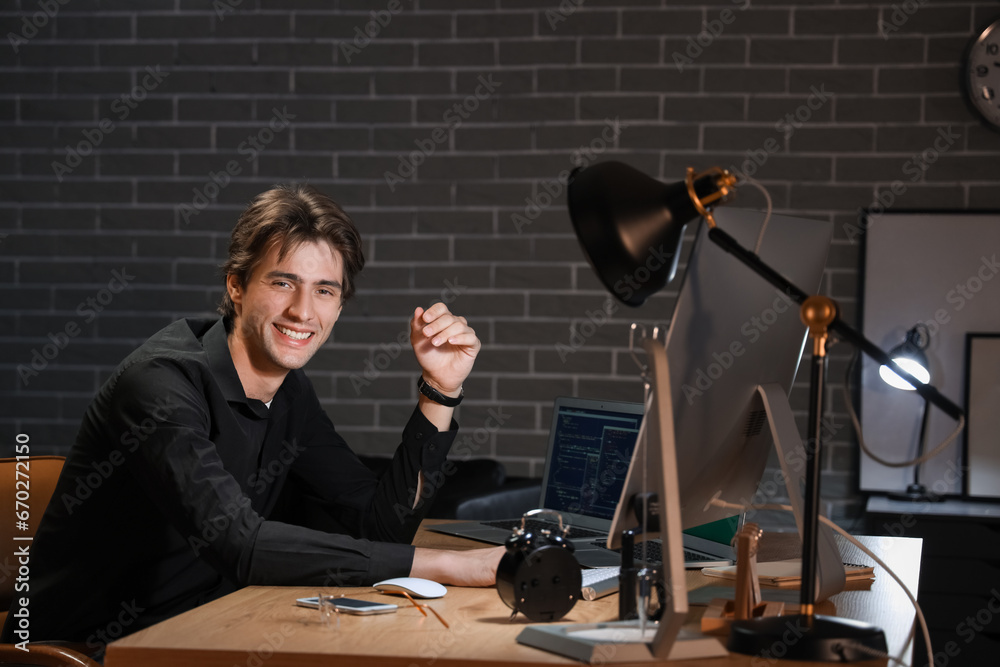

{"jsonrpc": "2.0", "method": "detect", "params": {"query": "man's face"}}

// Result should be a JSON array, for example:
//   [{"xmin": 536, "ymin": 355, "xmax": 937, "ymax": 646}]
[{"xmin": 227, "ymin": 239, "xmax": 344, "ymax": 375}]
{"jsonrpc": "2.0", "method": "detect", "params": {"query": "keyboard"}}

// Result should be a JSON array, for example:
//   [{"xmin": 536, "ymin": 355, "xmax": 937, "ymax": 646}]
[
  {"xmin": 578, "ymin": 546, "xmax": 723, "ymax": 601},
  {"xmin": 482, "ymin": 518, "xmax": 606, "ymax": 539},
  {"xmin": 580, "ymin": 567, "xmax": 620, "ymax": 601}
]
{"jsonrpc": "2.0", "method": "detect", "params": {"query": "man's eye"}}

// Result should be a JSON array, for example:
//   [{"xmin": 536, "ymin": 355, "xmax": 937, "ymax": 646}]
[{"xmin": 274, "ymin": 281, "xmax": 291, "ymax": 288}]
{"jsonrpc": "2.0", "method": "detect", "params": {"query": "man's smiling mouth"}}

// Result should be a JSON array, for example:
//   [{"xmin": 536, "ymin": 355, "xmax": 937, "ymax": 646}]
[{"xmin": 276, "ymin": 325, "xmax": 313, "ymax": 341}]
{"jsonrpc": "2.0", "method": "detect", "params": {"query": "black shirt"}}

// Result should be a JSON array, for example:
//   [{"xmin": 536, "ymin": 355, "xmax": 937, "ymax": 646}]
[{"xmin": 2, "ymin": 318, "xmax": 457, "ymax": 650}]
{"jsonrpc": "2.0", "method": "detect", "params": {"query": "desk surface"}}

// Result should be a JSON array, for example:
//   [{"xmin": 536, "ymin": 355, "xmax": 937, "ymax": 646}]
[{"xmin": 105, "ymin": 524, "xmax": 921, "ymax": 667}]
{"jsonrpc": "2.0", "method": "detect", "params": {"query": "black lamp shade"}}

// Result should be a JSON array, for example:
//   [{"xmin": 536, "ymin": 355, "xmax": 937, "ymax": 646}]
[
  {"xmin": 567, "ymin": 161, "xmax": 723, "ymax": 307},
  {"xmin": 879, "ymin": 326, "xmax": 931, "ymax": 390}
]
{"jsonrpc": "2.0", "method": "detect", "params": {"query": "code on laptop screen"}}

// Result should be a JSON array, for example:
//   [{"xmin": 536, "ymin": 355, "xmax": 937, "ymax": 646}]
[{"xmin": 542, "ymin": 407, "xmax": 642, "ymax": 520}]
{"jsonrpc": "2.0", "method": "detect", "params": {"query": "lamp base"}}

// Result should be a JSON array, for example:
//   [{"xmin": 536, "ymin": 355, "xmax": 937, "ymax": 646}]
[
  {"xmin": 887, "ymin": 483, "xmax": 943, "ymax": 503},
  {"xmin": 728, "ymin": 614, "xmax": 887, "ymax": 662}
]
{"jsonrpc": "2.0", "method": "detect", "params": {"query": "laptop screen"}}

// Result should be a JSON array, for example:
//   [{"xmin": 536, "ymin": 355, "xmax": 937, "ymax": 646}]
[{"xmin": 540, "ymin": 398, "xmax": 644, "ymax": 522}]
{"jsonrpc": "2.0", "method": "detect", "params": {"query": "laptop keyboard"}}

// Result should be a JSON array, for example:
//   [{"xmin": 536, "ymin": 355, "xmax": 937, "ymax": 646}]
[
  {"xmin": 482, "ymin": 518, "xmax": 606, "ymax": 539},
  {"xmin": 589, "ymin": 539, "xmax": 719, "ymax": 565},
  {"xmin": 590, "ymin": 539, "xmax": 663, "ymax": 564}
]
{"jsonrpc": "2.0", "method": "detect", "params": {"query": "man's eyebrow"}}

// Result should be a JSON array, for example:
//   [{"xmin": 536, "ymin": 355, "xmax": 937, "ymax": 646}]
[{"xmin": 265, "ymin": 271, "xmax": 342, "ymax": 289}]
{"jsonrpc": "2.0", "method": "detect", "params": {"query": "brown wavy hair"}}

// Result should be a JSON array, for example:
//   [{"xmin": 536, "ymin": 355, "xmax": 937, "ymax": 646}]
[{"xmin": 218, "ymin": 184, "xmax": 365, "ymax": 321}]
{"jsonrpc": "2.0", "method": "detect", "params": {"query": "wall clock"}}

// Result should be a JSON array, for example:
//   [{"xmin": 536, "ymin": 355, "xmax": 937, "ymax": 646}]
[{"xmin": 965, "ymin": 17, "xmax": 1000, "ymax": 129}]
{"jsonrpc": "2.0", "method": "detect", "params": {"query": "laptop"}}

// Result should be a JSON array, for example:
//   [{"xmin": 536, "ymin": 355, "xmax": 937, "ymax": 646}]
[{"xmin": 428, "ymin": 396, "xmax": 737, "ymax": 569}]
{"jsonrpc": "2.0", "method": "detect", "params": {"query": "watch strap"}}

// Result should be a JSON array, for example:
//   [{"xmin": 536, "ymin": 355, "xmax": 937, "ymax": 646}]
[{"xmin": 417, "ymin": 375, "xmax": 463, "ymax": 407}]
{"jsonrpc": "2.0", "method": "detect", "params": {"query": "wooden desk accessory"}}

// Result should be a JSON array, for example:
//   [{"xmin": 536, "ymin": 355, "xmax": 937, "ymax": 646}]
[{"xmin": 700, "ymin": 523, "xmax": 784, "ymax": 636}]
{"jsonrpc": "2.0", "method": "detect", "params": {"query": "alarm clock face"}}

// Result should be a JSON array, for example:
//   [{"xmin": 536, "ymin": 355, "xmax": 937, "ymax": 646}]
[{"xmin": 966, "ymin": 19, "xmax": 1000, "ymax": 129}]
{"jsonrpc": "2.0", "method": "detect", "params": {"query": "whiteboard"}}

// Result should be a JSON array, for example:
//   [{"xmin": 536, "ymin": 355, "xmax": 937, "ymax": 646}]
[
  {"xmin": 965, "ymin": 334, "xmax": 1000, "ymax": 500},
  {"xmin": 860, "ymin": 211, "xmax": 1000, "ymax": 496}
]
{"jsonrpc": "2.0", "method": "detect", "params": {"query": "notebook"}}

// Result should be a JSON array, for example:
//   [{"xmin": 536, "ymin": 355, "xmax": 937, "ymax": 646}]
[{"xmin": 427, "ymin": 396, "xmax": 736, "ymax": 569}]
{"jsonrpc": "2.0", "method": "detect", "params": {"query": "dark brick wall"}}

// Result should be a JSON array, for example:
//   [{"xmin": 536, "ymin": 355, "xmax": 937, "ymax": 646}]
[{"xmin": 3, "ymin": 0, "xmax": 999, "ymax": 522}]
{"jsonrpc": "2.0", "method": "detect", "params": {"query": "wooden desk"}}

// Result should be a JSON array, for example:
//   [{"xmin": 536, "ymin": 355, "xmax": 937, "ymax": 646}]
[{"xmin": 105, "ymin": 524, "xmax": 921, "ymax": 667}]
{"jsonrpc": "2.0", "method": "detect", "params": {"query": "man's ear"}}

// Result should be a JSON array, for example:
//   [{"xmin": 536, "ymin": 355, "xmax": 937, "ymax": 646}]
[{"xmin": 226, "ymin": 274, "xmax": 243, "ymax": 310}]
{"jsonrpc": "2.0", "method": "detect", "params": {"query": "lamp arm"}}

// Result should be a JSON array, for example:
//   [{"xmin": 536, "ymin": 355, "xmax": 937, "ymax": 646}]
[{"xmin": 706, "ymin": 226, "xmax": 964, "ymax": 422}]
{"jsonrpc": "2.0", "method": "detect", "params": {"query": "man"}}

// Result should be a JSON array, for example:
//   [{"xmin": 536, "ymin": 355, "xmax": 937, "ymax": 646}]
[{"xmin": 2, "ymin": 185, "xmax": 502, "ymax": 653}]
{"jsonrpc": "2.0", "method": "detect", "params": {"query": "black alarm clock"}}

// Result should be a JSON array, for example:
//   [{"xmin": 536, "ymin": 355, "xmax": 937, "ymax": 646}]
[{"xmin": 495, "ymin": 509, "xmax": 582, "ymax": 622}]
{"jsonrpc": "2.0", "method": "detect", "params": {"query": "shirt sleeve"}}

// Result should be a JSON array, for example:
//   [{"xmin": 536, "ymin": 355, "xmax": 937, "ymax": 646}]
[
  {"xmin": 106, "ymin": 357, "xmax": 422, "ymax": 588},
  {"xmin": 284, "ymin": 397, "xmax": 459, "ymax": 546}
]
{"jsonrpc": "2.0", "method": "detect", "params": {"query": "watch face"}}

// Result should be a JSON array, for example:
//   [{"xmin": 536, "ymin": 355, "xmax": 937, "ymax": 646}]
[{"xmin": 966, "ymin": 19, "xmax": 1000, "ymax": 128}]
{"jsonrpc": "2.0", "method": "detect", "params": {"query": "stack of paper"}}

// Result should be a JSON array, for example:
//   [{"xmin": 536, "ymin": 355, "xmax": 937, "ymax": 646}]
[{"xmin": 701, "ymin": 559, "xmax": 875, "ymax": 588}]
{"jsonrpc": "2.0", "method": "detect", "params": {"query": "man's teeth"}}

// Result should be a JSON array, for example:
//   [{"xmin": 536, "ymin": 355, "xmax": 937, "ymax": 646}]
[{"xmin": 277, "ymin": 326, "xmax": 312, "ymax": 340}]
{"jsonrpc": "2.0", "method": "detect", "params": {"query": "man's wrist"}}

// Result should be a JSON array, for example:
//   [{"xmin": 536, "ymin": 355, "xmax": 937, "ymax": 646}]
[{"xmin": 417, "ymin": 375, "xmax": 463, "ymax": 406}]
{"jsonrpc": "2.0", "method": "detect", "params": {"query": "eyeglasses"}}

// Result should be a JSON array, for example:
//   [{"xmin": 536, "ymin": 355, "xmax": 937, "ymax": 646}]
[
  {"xmin": 317, "ymin": 593, "xmax": 340, "ymax": 630},
  {"xmin": 399, "ymin": 591, "xmax": 449, "ymax": 629}
]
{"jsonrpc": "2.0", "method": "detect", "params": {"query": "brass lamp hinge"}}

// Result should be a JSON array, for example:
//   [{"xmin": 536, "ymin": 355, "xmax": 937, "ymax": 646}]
[{"xmin": 685, "ymin": 167, "xmax": 739, "ymax": 228}]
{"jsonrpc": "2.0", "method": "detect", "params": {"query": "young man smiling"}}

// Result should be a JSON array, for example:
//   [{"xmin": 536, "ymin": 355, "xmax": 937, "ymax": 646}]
[{"xmin": 2, "ymin": 185, "xmax": 501, "ymax": 652}]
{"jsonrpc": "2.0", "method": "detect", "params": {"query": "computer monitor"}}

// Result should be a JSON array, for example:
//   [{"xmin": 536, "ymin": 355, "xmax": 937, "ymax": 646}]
[
  {"xmin": 611, "ymin": 206, "xmax": 831, "ymax": 529},
  {"xmin": 607, "ymin": 208, "xmax": 834, "ymax": 657}
]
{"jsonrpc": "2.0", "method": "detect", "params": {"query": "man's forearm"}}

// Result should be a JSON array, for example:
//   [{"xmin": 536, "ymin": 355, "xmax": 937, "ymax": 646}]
[
  {"xmin": 417, "ymin": 393, "xmax": 457, "ymax": 432},
  {"xmin": 409, "ymin": 546, "xmax": 505, "ymax": 587}
]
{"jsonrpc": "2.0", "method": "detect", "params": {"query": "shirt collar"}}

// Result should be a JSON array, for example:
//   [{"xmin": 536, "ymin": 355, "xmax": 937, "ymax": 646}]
[{"xmin": 201, "ymin": 318, "xmax": 302, "ymax": 418}]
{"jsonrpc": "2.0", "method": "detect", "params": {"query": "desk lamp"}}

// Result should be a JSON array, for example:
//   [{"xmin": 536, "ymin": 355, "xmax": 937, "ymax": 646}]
[
  {"xmin": 567, "ymin": 161, "xmax": 964, "ymax": 662},
  {"xmin": 879, "ymin": 324, "xmax": 931, "ymax": 390},
  {"xmin": 880, "ymin": 324, "xmax": 941, "ymax": 503}
]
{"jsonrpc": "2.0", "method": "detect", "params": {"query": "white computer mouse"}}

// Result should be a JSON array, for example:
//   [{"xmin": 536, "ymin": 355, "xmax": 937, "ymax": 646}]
[{"xmin": 373, "ymin": 577, "xmax": 447, "ymax": 599}]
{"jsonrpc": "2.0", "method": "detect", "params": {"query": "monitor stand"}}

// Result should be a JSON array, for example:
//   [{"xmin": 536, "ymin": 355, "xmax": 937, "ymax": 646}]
[{"xmin": 517, "ymin": 336, "xmax": 728, "ymax": 662}]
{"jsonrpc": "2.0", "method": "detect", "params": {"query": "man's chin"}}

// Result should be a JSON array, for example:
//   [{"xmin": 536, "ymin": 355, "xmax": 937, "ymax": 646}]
[
  {"xmin": 276, "ymin": 352, "xmax": 314, "ymax": 371},
  {"xmin": 266, "ymin": 344, "xmax": 318, "ymax": 372}
]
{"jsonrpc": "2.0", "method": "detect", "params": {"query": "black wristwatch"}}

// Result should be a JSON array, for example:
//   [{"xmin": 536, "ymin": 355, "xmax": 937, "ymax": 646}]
[{"xmin": 417, "ymin": 375, "xmax": 463, "ymax": 407}]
